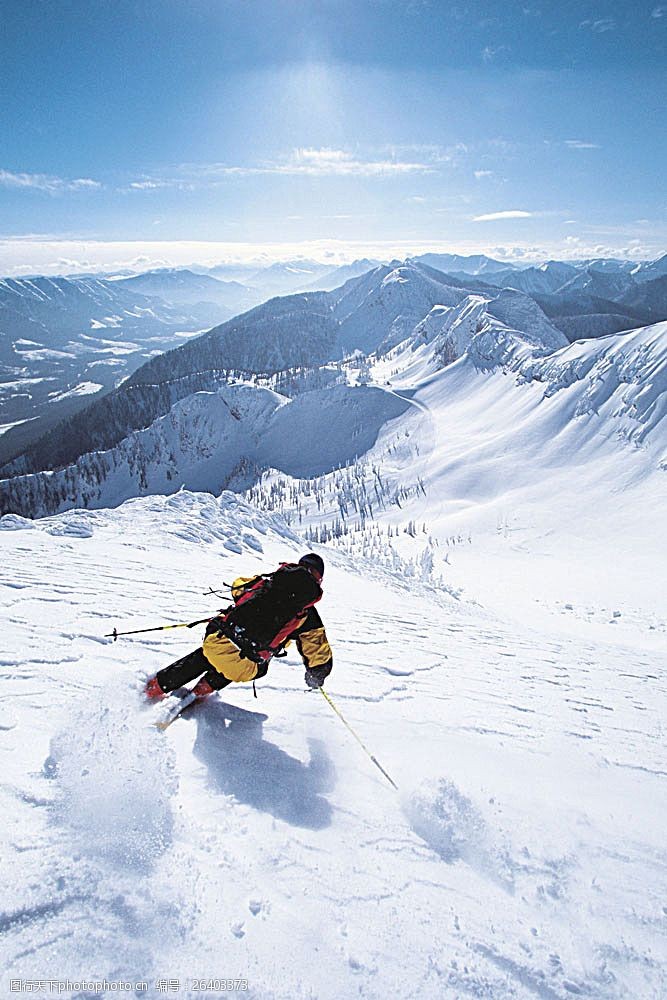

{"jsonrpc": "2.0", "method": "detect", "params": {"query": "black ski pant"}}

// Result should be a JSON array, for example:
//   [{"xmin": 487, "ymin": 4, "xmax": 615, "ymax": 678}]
[{"xmin": 156, "ymin": 648, "xmax": 232, "ymax": 694}]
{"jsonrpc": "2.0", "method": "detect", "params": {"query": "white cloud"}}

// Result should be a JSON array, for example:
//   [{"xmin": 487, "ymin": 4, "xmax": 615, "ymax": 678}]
[
  {"xmin": 0, "ymin": 168, "xmax": 101, "ymax": 193},
  {"xmin": 382, "ymin": 142, "xmax": 469, "ymax": 168},
  {"xmin": 473, "ymin": 210, "xmax": 533, "ymax": 222},
  {"xmin": 129, "ymin": 180, "xmax": 167, "ymax": 190},
  {"xmin": 579, "ymin": 18, "xmax": 616, "ymax": 32},
  {"xmin": 482, "ymin": 44, "xmax": 510, "ymax": 62},
  {"xmin": 125, "ymin": 149, "xmax": 433, "ymax": 191},
  {"xmin": 474, "ymin": 169, "xmax": 494, "ymax": 179},
  {"xmin": 227, "ymin": 148, "xmax": 432, "ymax": 178},
  {"xmin": 55, "ymin": 257, "xmax": 96, "ymax": 270},
  {"xmin": 69, "ymin": 178, "xmax": 101, "ymax": 189},
  {"xmin": 281, "ymin": 147, "xmax": 431, "ymax": 176},
  {"xmin": 564, "ymin": 139, "xmax": 601, "ymax": 150}
]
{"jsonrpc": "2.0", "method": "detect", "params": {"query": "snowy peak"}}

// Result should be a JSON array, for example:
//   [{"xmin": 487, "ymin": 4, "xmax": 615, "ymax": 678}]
[
  {"xmin": 555, "ymin": 267, "xmax": 634, "ymax": 301},
  {"xmin": 411, "ymin": 289, "xmax": 567, "ymax": 372},
  {"xmin": 631, "ymin": 252, "xmax": 667, "ymax": 283},
  {"xmin": 245, "ymin": 259, "xmax": 332, "ymax": 295},
  {"xmin": 412, "ymin": 295, "xmax": 489, "ymax": 363},
  {"xmin": 302, "ymin": 258, "xmax": 383, "ymax": 292},
  {"xmin": 332, "ymin": 261, "xmax": 471, "ymax": 354},
  {"xmin": 483, "ymin": 288, "xmax": 569, "ymax": 352},
  {"xmin": 577, "ymin": 257, "xmax": 636, "ymax": 275},
  {"xmin": 127, "ymin": 291, "xmax": 337, "ymax": 388}
]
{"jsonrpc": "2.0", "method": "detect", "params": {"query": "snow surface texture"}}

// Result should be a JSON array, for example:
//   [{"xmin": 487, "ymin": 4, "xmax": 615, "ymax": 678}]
[{"xmin": 1, "ymin": 483, "xmax": 666, "ymax": 999}]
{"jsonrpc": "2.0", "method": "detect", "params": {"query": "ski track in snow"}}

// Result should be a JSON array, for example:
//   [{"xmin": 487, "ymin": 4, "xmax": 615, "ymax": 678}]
[{"xmin": 0, "ymin": 492, "xmax": 665, "ymax": 999}]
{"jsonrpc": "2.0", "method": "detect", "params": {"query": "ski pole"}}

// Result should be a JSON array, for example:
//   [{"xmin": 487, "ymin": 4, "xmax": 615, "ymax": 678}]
[
  {"xmin": 104, "ymin": 616, "xmax": 215, "ymax": 641},
  {"xmin": 318, "ymin": 688, "xmax": 398, "ymax": 791}
]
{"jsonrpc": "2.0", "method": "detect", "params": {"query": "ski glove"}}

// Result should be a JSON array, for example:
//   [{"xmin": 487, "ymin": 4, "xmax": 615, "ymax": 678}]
[{"xmin": 304, "ymin": 662, "xmax": 332, "ymax": 689}]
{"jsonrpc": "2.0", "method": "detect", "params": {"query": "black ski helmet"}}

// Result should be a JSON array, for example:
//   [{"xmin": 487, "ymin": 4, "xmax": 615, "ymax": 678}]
[{"xmin": 299, "ymin": 552, "xmax": 324, "ymax": 578}]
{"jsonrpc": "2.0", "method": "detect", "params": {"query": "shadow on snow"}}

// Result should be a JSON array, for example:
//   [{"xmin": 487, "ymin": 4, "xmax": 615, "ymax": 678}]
[{"xmin": 192, "ymin": 699, "xmax": 336, "ymax": 830}]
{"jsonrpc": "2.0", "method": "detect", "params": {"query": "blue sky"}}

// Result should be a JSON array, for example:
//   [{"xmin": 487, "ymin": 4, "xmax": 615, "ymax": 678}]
[{"xmin": 1, "ymin": 0, "xmax": 665, "ymax": 273}]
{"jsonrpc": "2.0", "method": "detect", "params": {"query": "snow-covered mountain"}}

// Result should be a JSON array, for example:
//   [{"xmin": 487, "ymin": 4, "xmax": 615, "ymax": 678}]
[
  {"xmin": 331, "ymin": 261, "xmax": 477, "ymax": 354},
  {"xmin": 411, "ymin": 289, "xmax": 567, "ymax": 369},
  {"xmin": 631, "ymin": 251, "xmax": 667, "ymax": 283},
  {"xmin": 0, "ymin": 382, "xmax": 409, "ymax": 517},
  {"xmin": 0, "ymin": 262, "xmax": 491, "ymax": 481},
  {"xmin": 554, "ymin": 268, "xmax": 633, "ymax": 302},
  {"xmin": 532, "ymin": 270, "xmax": 667, "ymax": 342},
  {"xmin": 477, "ymin": 261, "xmax": 579, "ymax": 296},
  {"xmin": 3, "ymin": 282, "xmax": 664, "ymax": 521},
  {"xmin": 302, "ymin": 258, "xmax": 384, "ymax": 291},
  {"xmin": 448, "ymin": 261, "xmax": 667, "ymax": 344},
  {"xmin": 199, "ymin": 261, "xmax": 262, "ymax": 283},
  {"xmin": 373, "ymin": 306, "xmax": 666, "ymax": 461},
  {"xmin": 571, "ymin": 257, "xmax": 636, "ymax": 275},
  {"xmin": 126, "ymin": 291, "xmax": 339, "ymax": 389},
  {"xmin": 620, "ymin": 274, "xmax": 667, "ymax": 323},
  {"xmin": 3, "ymin": 254, "xmax": 667, "ymax": 513}
]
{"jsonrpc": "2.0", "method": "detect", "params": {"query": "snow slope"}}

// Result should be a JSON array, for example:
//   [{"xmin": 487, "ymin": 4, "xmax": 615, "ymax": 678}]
[
  {"xmin": 258, "ymin": 318, "xmax": 666, "ymax": 632},
  {"xmin": 0, "ymin": 486, "xmax": 666, "ymax": 999}
]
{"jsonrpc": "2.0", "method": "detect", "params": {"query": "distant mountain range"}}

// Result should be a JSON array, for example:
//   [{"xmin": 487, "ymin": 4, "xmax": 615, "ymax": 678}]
[
  {"xmin": 121, "ymin": 260, "xmax": 492, "ymax": 390},
  {"xmin": 1, "ymin": 250, "xmax": 666, "ymax": 518},
  {"xmin": 454, "ymin": 257, "xmax": 667, "ymax": 338},
  {"xmin": 109, "ymin": 268, "xmax": 259, "ymax": 313},
  {"xmin": 0, "ymin": 274, "xmax": 245, "ymax": 467},
  {"xmin": 0, "ymin": 259, "xmax": 550, "ymax": 486},
  {"xmin": 0, "ymin": 259, "xmax": 582, "ymax": 514},
  {"xmin": 409, "ymin": 252, "xmax": 516, "ymax": 275}
]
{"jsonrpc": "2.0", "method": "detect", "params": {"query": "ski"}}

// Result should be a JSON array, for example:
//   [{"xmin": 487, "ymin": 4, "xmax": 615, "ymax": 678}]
[{"xmin": 154, "ymin": 690, "xmax": 197, "ymax": 731}]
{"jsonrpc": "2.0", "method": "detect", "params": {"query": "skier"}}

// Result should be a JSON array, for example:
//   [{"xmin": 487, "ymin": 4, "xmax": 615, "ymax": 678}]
[{"xmin": 144, "ymin": 553, "xmax": 332, "ymax": 701}]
